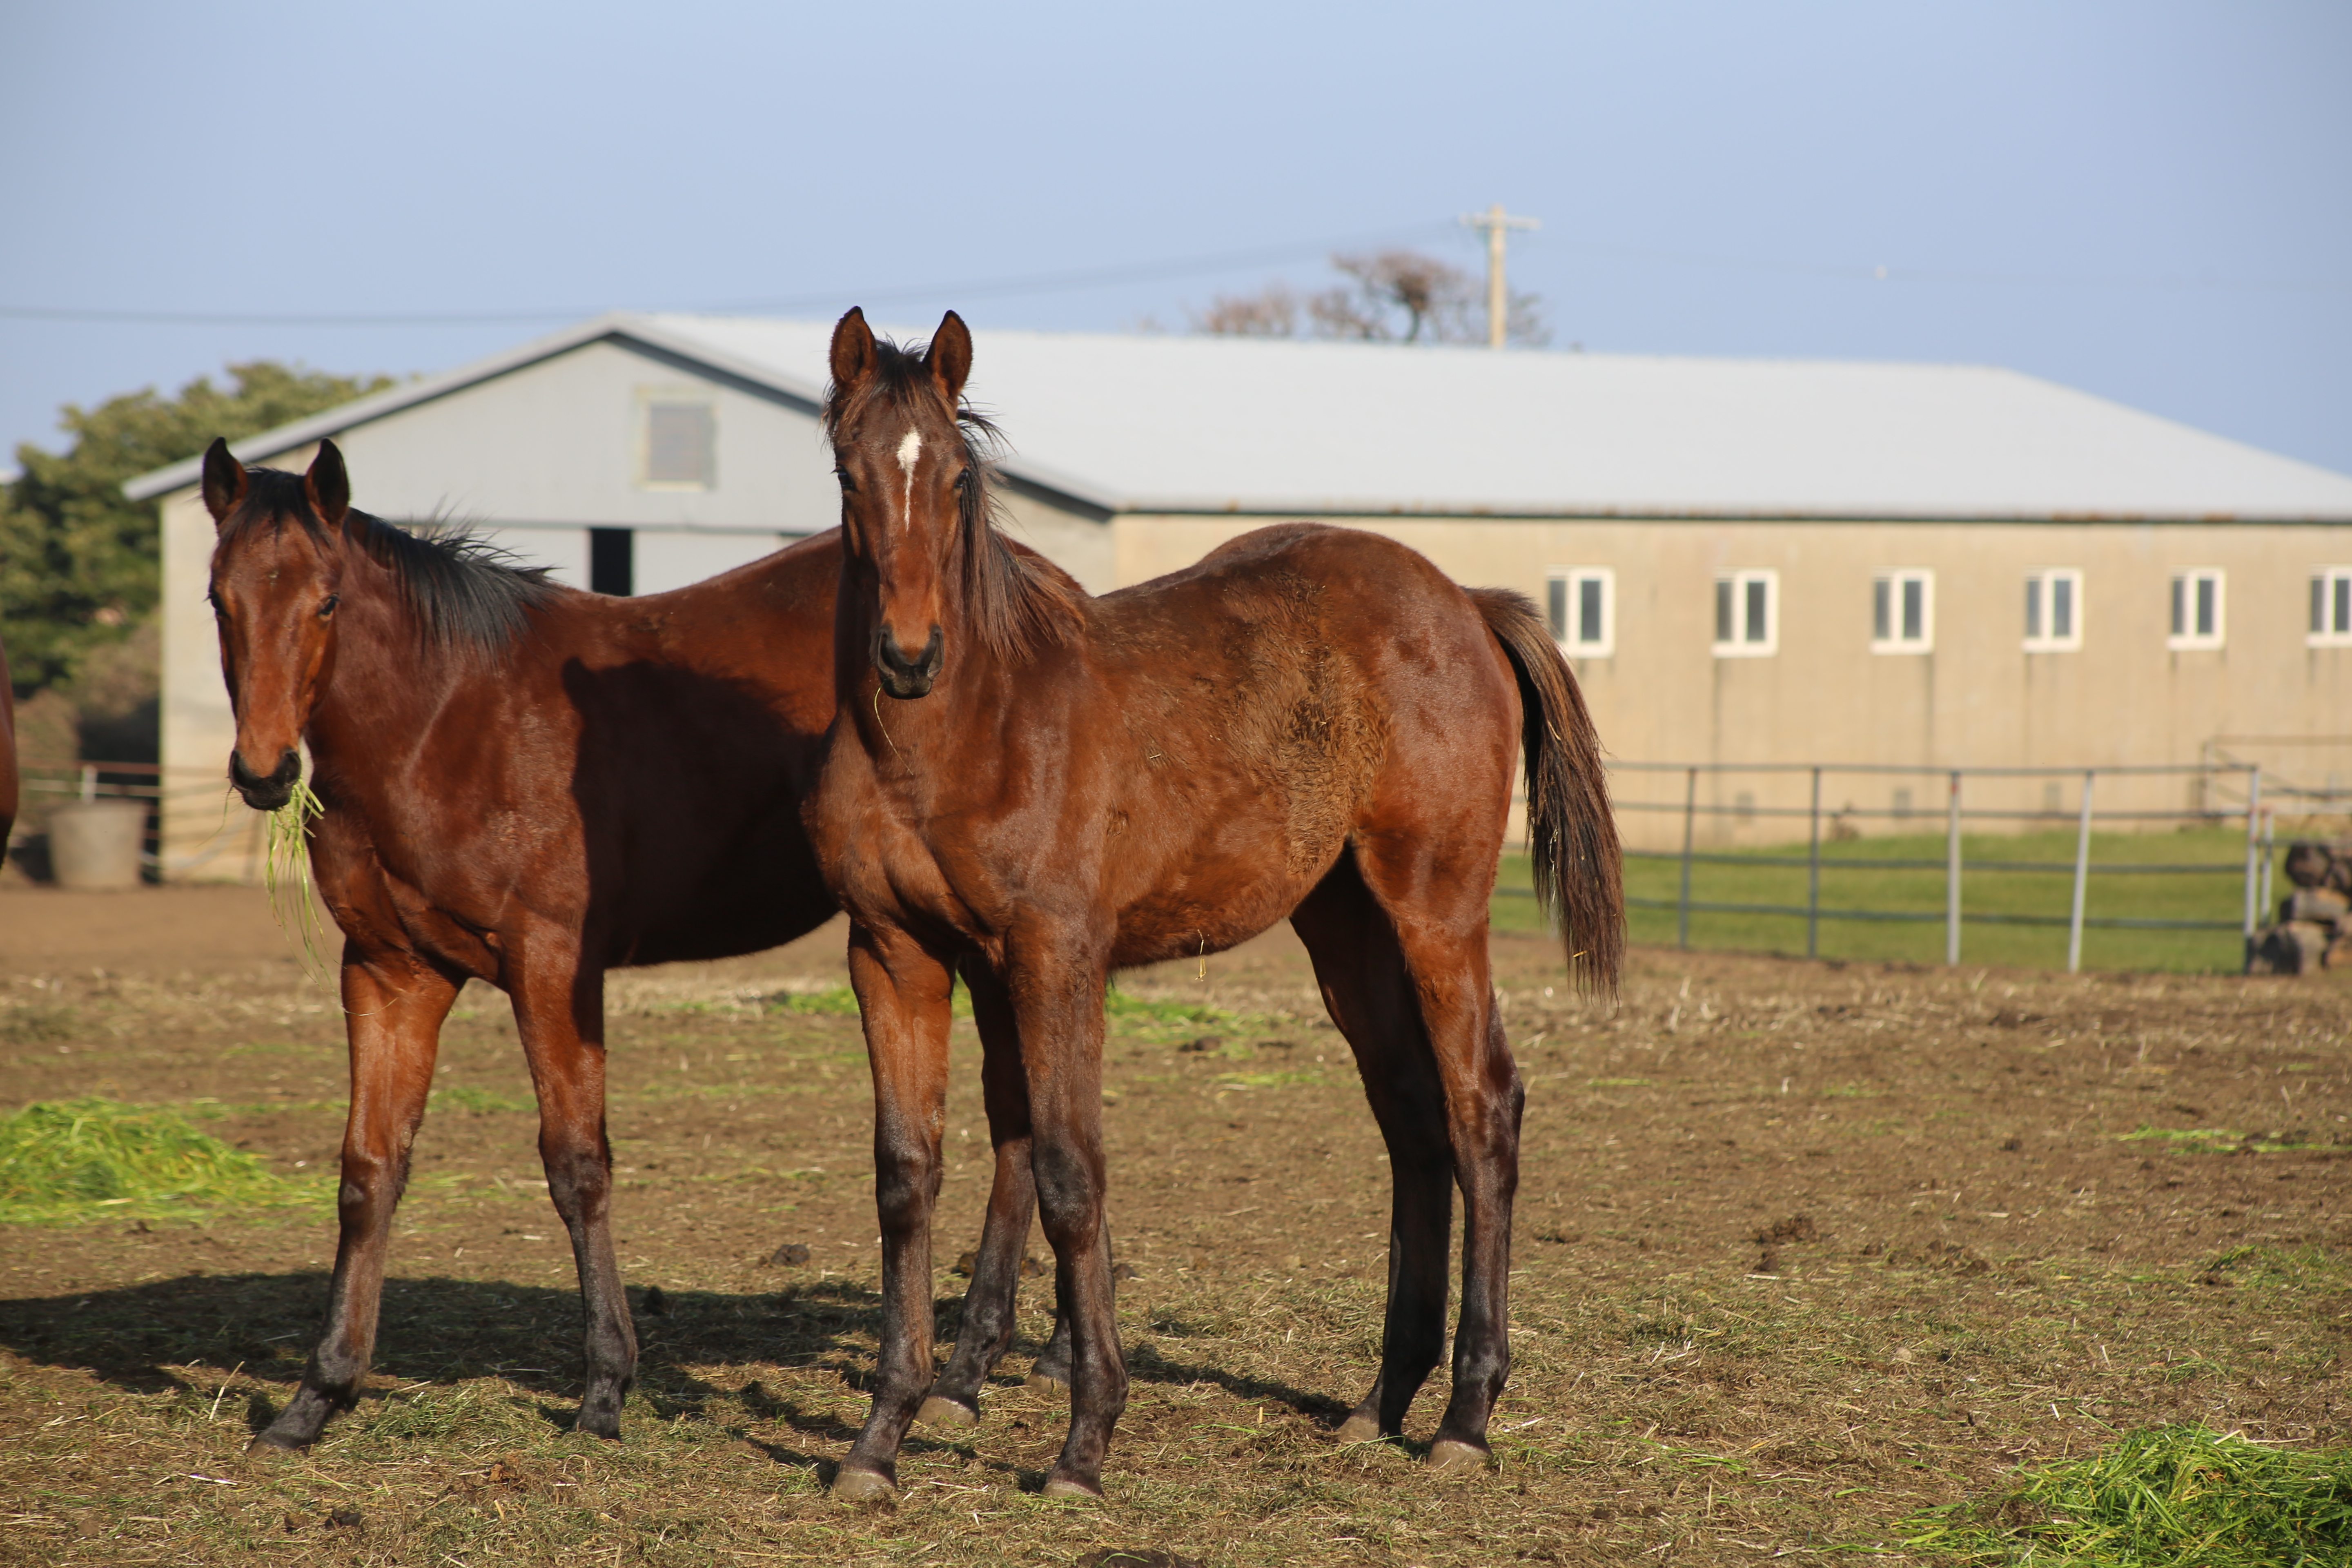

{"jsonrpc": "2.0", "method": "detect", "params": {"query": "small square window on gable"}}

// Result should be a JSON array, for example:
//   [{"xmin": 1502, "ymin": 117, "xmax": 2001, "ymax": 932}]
[
  {"xmin": 1546, "ymin": 567, "xmax": 1614, "ymax": 657},
  {"xmin": 639, "ymin": 391, "xmax": 716, "ymax": 490},
  {"xmin": 1870, "ymin": 569, "xmax": 1934, "ymax": 653},
  {"xmin": 2309, "ymin": 568, "xmax": 2352, "ymax": 648},
  {"xmin": 1712, "ymin": 569, "xmax": 1776, "ymax": 657},
  {"xmin": 2168, "ymin": 568, "xmax": 2225, "ymax": 651},
  {"xmin": 2023, "ymin": 567, "xmax": 2083, "ymax": 652}
]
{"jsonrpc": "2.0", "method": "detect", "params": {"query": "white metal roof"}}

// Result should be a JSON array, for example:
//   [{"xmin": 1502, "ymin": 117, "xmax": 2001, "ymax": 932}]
[{"xmin": 131, "ymin": 311, "xmax": 2352, "ymax": 522}]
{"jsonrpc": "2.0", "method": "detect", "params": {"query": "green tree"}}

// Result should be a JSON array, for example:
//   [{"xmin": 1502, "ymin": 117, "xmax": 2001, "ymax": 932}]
[{"xmin": 0, "ymin": 361, "xmax": 391, "ymax": 696}]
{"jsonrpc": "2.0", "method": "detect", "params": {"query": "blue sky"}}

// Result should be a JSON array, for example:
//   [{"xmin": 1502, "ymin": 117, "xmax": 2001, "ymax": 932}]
[{"xmin": 3, "ymin": 1, "xmax": 2346, "ymax": 474}]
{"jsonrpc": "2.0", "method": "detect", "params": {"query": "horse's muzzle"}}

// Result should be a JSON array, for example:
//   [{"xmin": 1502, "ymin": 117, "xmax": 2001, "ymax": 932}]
[
  {"xmin": 230, "ymin": 747, "xmax": 303, "ymax": 811},
  {"xmin": 874, "ymin": 624, "xmax": 944, "ymax": 700}
]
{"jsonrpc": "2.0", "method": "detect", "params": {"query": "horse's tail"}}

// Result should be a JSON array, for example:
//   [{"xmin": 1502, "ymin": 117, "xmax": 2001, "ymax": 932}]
[{"xmin": 1469, "ymin": 588, "xmax": 1624, "ymax": 996}]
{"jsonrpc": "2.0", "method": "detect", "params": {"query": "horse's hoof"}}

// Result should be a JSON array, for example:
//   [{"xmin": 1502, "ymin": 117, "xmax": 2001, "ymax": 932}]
[
  {"xmin": 1335, "ymin": 1414, "xmax": 1382, "ymax": 1444},
  {"xmin": 832, "ymin": 1466, "xmax": 897, "ymax": 1504},
  {"xmin": 572, "ymin": 1412, "xmax": 622, "ymax": 1441},
  {"xmin": 1024, "ymin": 1371, "xmax": 1069, "ymax": 1396},
  {"xmin": 917, "ymin": 1395, "xmax": 980, "ymax": 1429},
  {"xmin": 247, "ymin": 1430, "xmax": 305, "ymax": 1454},
  {"xmin": 1042, "ymin": 1475, "xmax": 1102, "ymax": 1500},
  {"xmin": 1428, "ymin": 1438, "xmax": 1489, "ymax": 1474}
]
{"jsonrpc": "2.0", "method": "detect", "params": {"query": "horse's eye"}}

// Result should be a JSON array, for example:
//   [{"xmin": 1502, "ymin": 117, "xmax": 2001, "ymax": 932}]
[
  {"xmin": 318, "ymin": 594, "xmax": 340, "ymax": 619},
  {"xmin": 205, "ymin": 589, "xmax": 225, "ymax": 617},
  {"xmin": 834, "ymin": 468, "xmax": 856, "ymax": 492}
]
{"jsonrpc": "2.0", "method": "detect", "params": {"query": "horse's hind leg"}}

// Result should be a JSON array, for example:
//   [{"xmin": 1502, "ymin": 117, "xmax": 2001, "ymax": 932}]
[
  {"xmin": 1352, "ymin": 849, "xmax": 1522, "ymax": 1473},
  {"xmin": 508, "ymin": 949, "xmax": 636, "ymax": 1438},
  {"xmin": 254, "ymin": 947, "xmax": 459, "ymax": 1449},
  {"xmin": 1290, "ymin": 860, "xmax": 1456, "ymax": 1446}
]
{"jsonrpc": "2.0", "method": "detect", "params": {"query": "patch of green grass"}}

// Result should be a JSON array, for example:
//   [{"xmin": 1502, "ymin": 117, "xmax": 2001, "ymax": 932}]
[
  {"xmin": 0, "ymin": 1004, "xmax": 80, "ymax": 1044},
  {"xmin": 0, "ymin": 1097, "xmax": 316, "ymax": 1224},
  {"xmin": 764, "ymin": 985, "xmax": 861, "ymax": 1016},
  {"xmin": 1105, "ymin": 987, "xmax": 1236, "ymax": 1029},
  {"xmin": 1496, "ymin": 826, "xmax": 2258, "ymax": 972},
  {"xmin": 1901, "ymin": 1425, "xmax": 2352, "ymax": 1566}
]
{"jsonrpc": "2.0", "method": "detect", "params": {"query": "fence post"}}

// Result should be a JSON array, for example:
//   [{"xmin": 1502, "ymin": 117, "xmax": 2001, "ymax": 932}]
[
  {"xmin": 1946, "ymin": 769, "xmax": 1962, "ymax": 967},
  {"xmin": 2067, "ymin": 770, "xmax": 2096, "ymax": 973},
  {"xmin": 2259, "ymin": 805, "xmax": 2275, "ymax": 923},
  {"xmin": 1677, "ymin": 766, "xmax": 1697, "ymax": 951},
  {"xmin": 2243, "ymin": 765, "xmax": 2263, "ymax": 948},
  {"xmin": 1806, "ymin": 766, "xmax": 1822, "ymax": 960}
]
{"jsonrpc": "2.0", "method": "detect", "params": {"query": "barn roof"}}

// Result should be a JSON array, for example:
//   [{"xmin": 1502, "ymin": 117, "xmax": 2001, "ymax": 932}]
[{"xmin": 130, "ymin": 312, "xmax": 2352, "ymax": 522}]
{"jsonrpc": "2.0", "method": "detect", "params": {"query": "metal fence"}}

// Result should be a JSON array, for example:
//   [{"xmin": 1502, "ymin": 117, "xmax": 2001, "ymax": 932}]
[{"xmin": 1541, "ymin": 761, "xmax": 2270, "ymax": 973}]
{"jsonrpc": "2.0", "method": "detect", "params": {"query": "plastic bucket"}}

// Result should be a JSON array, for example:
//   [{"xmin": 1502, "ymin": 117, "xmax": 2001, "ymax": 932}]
[{"xmin": 48, "ymin": 798, "xmax": 149, "ymax": 889}]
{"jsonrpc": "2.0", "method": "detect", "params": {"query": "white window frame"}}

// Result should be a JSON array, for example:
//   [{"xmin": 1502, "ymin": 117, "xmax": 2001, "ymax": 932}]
[
  {"xmin": 2023, "ymin": 567, "xmax": 2084, "ymax": 653},
  {"xmin": 2309, "ymin": 568, "xmax": 2352, "ymax": 648},
  {"xmin": 1546, "ymin": 566, "xmax": 1615, "ymax": 658},
  {"xmin": 636, "ymin": 387, "xmax": 717, "ymax": 492},
  {"xmin": 2167, "ymin": 568, "xmax": 2226, "ymax": 651},
  {"xmin": 1712, "ymin": 569, "xmax": 1778, "ymax": 658},
  {"xmin": 1869, "ymin": 568, "xmax": 1935, "ymax": 654}
]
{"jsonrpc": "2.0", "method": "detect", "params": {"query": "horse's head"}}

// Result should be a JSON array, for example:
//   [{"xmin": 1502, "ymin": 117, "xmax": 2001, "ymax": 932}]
[
  {"xmin": 202, "ymin": 438, "xmax": 352, "ymax": 811},
  {"xmin": 824, "ymin": 307, "xmax": 976, "ymax": 700}
]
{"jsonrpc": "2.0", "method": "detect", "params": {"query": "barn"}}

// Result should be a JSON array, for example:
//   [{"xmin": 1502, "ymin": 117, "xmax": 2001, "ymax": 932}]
[{"xmin": 129, "ymin": 314, "xmax": 2352, "ymax": 877}]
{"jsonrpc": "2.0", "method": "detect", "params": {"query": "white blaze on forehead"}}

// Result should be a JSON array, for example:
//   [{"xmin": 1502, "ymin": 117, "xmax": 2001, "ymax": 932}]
[
  {"xmin": 895, "ymin": 430, "xmax": 922, "ymax": 472},
  {"xmin": 894, "ymin": 428, "xmax": 922, "ymax": 528}
]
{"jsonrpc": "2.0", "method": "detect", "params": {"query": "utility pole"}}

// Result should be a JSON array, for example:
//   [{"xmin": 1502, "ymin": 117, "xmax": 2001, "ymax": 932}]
[{"xmin": 1461, "ymin": 203, "xmax": 1540, "ymax": 348}]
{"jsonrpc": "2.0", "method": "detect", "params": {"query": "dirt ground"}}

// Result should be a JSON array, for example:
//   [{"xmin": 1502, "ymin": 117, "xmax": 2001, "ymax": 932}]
[{"xmin": 1, "ymin": 883, "xmax": 2349, "ymax": 1566}]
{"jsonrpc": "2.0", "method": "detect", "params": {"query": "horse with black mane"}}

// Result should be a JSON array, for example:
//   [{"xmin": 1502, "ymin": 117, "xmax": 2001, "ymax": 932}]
[
  {"xmin": 199, "ymin": 440, "xmax": 1085, "ymax": 1450},
  {"xmin": 807, "ymin": 308, "xmax": 1623, "ymax": 1499}
]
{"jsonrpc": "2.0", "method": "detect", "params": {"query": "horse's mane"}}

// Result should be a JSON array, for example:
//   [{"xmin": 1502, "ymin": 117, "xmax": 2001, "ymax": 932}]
[
  {"xmin": 820, "ymin": 336, "xmax": 1085, "ymax": 663},
  {"xmin": 220, "ymin": 467, "xmax": 561, "ymax": 655}
]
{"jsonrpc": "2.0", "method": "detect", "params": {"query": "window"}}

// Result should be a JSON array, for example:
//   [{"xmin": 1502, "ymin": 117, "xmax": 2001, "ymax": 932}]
[
  {"xmin": 639, "ymin": 392, "xmax": 716, "ymax": 489},
  {"xmin": 1712, "ymin": 570, "xmax": 1777, "ymax": 657},
  {"xmin": 1870, "ymin": 569, "xmax": 1934, "ymax": 653},
  {"xmin": 1546, "ymin": 567, "xmax": 1615, "ymax": 657},
  {"xmin": 2167, "ymin": 568, "xmax": 2225, "ymax": 650},
  {"xmin": 2023, "ymin": 567, "xmax": 2083, "ymax": 652},
  {"xmin": 2310, "ymin": 568, "xmax": 2352, "ymax": 648}
]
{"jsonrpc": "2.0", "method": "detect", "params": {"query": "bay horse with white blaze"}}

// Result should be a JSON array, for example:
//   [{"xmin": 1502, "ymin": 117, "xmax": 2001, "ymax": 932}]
[
  {"xmin": 808, "ymin": 309, "xmax": 1623, "ymax": 1499},
  {"xmin": 200, "ymin": 440, "xmax": 1071, "ymax": 1449}
]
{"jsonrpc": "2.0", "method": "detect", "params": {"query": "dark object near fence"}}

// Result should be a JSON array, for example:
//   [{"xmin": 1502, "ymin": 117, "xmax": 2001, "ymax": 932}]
[{"xmin": 2247, "ymin": 840, "xmax": 2352, "ymax": 974}]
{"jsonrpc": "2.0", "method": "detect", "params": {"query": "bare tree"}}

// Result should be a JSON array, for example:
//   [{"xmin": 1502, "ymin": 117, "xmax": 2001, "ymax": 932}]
[
  {"xmin": 1192, "ymin": 249, "xmax": 1547, "ymax": 346},
  {"xmin": 1189, "ymin": 283, "xmax": 1301, "ymax": 337}
]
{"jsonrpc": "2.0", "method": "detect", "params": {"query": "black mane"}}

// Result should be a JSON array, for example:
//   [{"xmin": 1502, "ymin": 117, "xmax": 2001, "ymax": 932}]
[
  {"xmin": 821, "ymin": 334, "xmax": 1084, "ymax": 662},
  {"xmin": 220, "ymin": 467, "xmax": 561, "ymax": 653}
]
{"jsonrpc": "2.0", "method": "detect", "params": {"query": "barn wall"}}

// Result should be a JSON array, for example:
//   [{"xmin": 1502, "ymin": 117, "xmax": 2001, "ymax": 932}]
[{"xmin": 1114, "ymin": 513, "xmax": 2352, "ymax": 848}]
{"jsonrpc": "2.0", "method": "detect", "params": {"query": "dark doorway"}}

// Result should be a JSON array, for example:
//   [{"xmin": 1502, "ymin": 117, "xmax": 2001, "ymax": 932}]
[{"xmin": 589, "ymin": 528, "xmax": 633, "ymax": 597}]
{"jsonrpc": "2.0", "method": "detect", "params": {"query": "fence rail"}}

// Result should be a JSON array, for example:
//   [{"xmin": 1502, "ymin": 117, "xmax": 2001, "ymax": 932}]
[{"xmin": 1506, "ymin": 760, "xmax": 2274, "ymax": 972}]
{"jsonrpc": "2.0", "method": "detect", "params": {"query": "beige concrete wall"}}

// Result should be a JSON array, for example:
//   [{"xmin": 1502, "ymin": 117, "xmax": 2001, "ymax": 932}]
[{"xmin": 1114, "ymin": 513, "xmax": 2352, "ymax": 847}]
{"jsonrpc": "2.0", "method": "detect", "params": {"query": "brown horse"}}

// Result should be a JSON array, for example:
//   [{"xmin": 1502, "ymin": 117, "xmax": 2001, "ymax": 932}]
[
  {"xmin": 807, "ymin": 309, "xmax": 1623, "ymax": 1499},
  {"xmin": 205, "ymin": 443, "xmax": 1114, "ymax": 1454},
  {"xmin": 201, "ymin": 439, "xmax": 897, "ymax": 1448}
]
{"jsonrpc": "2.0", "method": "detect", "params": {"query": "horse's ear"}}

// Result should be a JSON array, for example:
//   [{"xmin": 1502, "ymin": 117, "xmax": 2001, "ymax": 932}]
[
  {"xmin": 304, "ymin": 439, "xmax": 350, "ymax": 529},
  {"xmin": 925, "ymin": 311, "xmax": 973, "ymax": 404},
  {"xmin": 200, "ymin": 438, "xmax": 246, "ymax": 528},
  {"xmin": 830, "ymin": 307, "xmax": 877, "ymax": 394}
]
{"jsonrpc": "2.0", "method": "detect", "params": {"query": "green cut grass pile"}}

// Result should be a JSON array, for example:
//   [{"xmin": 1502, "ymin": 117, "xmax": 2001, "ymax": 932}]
[
  {"xmin": 1902, "ymin": 1425, "xmax": 2352, "ymax": 1566},
  {"xmin": 0, "ymin": 1096, "xmax": 312, "ymax": 1224}
]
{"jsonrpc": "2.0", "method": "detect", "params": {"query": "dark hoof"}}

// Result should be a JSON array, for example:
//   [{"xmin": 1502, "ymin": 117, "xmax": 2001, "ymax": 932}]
[
  {"xmin": 917, "ymin": 1394, "xmax": 980, "ymax": 1429},
  {"xmin": 1042, "ymin": 1474, "xmax": 1102, "ymax": 1500},
  {"xmin": 1334, "ymin": 1413, "xmax": 1382, "ymax": 1444},
  {"xmin": 247, "ymin": 1428, "xmax": 308, "ymax": 1454},
  {"xmin": 833, "ymin": 1465, "xmax": 897, "ymax": 1504},
  {"xmin": 1024, "ymin": 1371, "xmax": 1069, "ymax": 1395},
  {"xmin": 1429, "ymin": 1438, "xmax": 1489, "ymax": 1474},
  {"xmin": 573, "ymin": 1409, "xmax": 623, "ymax": 1441}
]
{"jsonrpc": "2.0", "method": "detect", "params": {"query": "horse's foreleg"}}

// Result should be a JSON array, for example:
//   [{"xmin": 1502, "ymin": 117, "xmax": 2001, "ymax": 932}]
[
  {"xmin": 253, "ymin": 949, "xmax": 458, "ymax": 1449},
  {"xmin": 510, "ymin": 953, "xmax": 635, "ymax": 1439},
  {"xmin": 835, "ymin": 925, "xmax": 956, "ymax": 1501},
  {"xmin": 1012, "ymin": 950, "xmax": 1125, "ymax": 1499},
  {"xmin": 920, "ymin": 964, "xmax": 1033, "ymax": 1427}
]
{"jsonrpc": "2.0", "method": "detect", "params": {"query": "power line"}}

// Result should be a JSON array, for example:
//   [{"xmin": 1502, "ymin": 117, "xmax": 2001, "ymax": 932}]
[{"xmin": 0, "ymin": 222, "xmax": 1453, "ymax": 330}]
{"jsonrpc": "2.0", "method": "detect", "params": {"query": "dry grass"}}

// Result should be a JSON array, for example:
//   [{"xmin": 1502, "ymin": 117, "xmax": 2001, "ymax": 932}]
[{"xmin": 3, "ymin": 924, "xmax": 2351, "ymax": 1564}]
